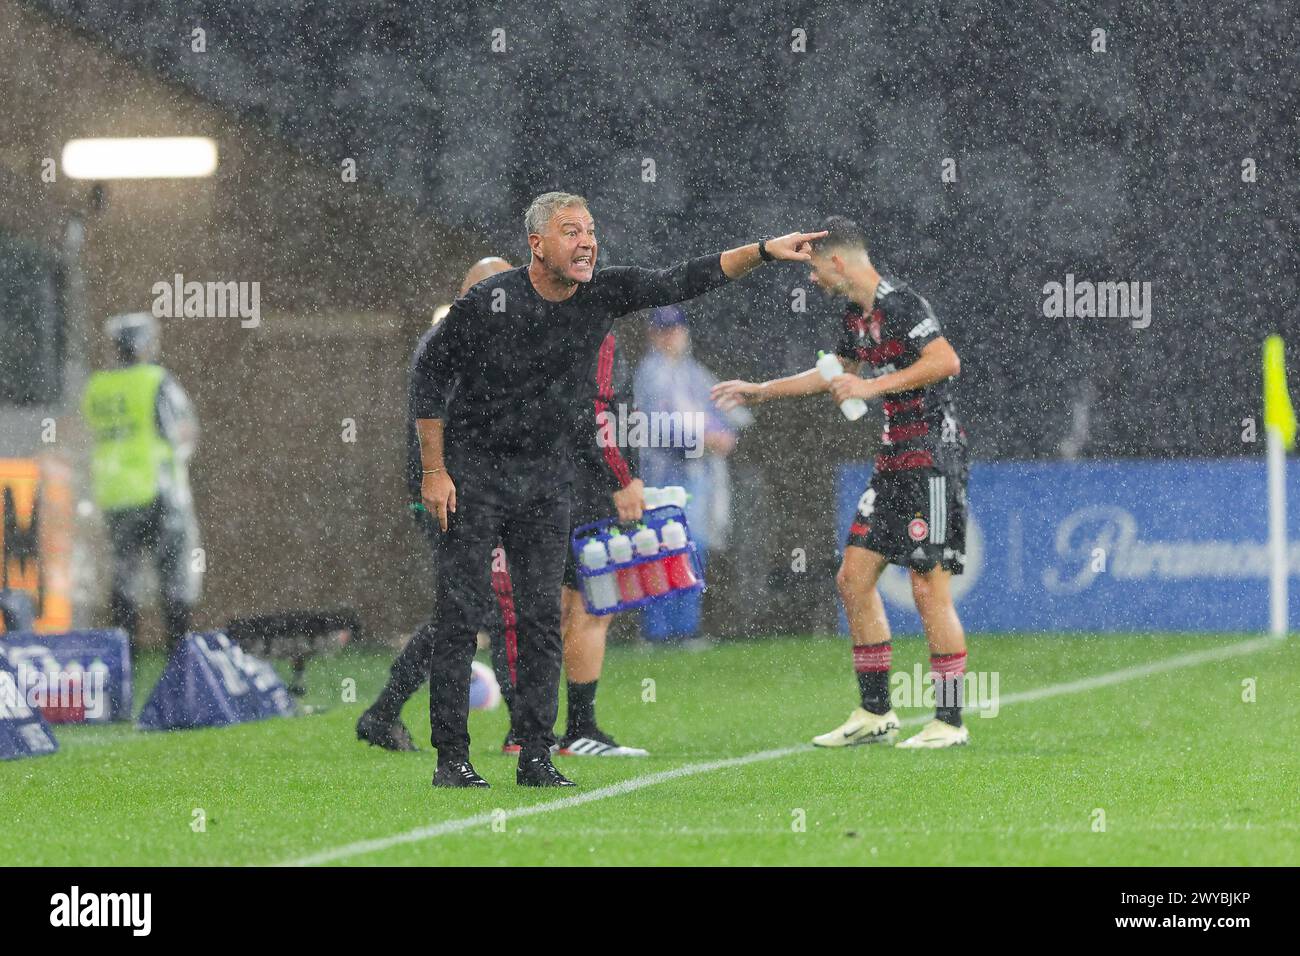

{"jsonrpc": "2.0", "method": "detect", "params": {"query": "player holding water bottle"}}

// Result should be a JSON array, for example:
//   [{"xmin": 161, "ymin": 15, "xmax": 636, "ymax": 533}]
[{"xmin": 712, "ymin": 216, "xmax": 973, "ymax": 749}]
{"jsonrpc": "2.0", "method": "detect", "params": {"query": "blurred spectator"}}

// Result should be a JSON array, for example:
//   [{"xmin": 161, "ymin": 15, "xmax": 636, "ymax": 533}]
[
  {"xmin": 634, "ymin": 306, "xmax": 751, "ymax": 642},
  {"xmin": 81, "ymin": 313, "xmax": 200, "ymax": 656}
]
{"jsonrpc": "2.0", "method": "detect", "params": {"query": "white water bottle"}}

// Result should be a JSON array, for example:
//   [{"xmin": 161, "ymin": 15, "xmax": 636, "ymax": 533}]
[
  {"xmin": 816, "ymin": 350, "xmax": 868, "ymax": 421},
  {"xmin": 643, "ymin": 485, "xmax": 688, "ymax": 510},
  {"xmin": 580, "ymin": 539, "xmax": 620, "ymax": 611}
]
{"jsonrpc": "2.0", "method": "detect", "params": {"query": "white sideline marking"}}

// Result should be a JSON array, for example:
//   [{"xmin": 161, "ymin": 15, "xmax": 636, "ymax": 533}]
[
  {"xmin": 276, "ymin": 636, "xmax": 1276, "ymax": 867},
  {"xmin": 277, "ymin": 746, "xmax": 804, "ymax": 867},
  {"xmin": 967, "ymin": 635, "xmax": 1277, "ymax": 713}
]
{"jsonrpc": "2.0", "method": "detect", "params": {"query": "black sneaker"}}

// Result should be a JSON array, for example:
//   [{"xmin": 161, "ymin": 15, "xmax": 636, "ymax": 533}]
[
  {"xmin": 432, "ymin": 761, "xmax": 490, "ymax": 788},
  {"xmin": 356, "ymin": 708, "xmax": 417, "ymax": 752},
  {"xmin": 557, "ymin": 726, "xmax": 648, "ymax": 757},
  {"xmin": 516, "ymin": 753, "xmax": 576, "ymax": 787}
]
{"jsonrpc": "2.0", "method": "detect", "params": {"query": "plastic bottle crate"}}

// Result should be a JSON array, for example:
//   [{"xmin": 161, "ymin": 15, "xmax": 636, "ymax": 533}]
[{"xmin": 570, "ymin": 504, "xmax": 706, "ymax": 616}]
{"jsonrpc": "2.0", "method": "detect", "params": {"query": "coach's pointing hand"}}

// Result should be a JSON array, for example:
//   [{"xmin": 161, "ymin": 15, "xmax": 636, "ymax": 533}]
[
  {"xmin": 765, "ymin": 230, "xmax": 829, "ymax": 263},
  {"xmin": 422, "ymin": 470, "xmax": 457, "ymax": 532}
]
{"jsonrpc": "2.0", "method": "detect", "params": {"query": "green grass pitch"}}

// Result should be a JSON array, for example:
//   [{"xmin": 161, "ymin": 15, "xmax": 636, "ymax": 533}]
[{"xmin": 2, "ymin": 633, "xmax": 1296, "ymax": 866}]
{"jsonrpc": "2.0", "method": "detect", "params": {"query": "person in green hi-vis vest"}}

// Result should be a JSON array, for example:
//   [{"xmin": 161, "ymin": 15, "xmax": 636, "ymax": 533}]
[{"xmin": 81, "ymin": 312, "xmax": 200, "ymax": 655}]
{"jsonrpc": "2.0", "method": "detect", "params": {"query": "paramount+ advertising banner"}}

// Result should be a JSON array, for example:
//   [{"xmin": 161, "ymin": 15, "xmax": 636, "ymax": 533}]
[{"xmin": 837, "ymin": 459, "xmax": 1300, "ymax": 633}]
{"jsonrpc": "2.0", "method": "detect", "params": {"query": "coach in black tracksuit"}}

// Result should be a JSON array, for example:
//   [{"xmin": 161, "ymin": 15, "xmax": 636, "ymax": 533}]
[
  {"xmin": 357, "ymin": 328, "xmax": 639, "ymax": 756},
  {"xmin": 411, "ymin": 190, "xmax": 823, "ymax": 788}
]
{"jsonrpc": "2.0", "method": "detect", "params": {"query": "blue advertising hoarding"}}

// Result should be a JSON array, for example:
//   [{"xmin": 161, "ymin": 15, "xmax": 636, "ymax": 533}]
[
  {"xmin": 138, "ymin": 632, "xmax": 295, "ymax": 731},
  {"xmin": 0, "ymin": 653, "xmax": 58, "ymax": 760},
  {"xmin": 837, "ymin": 458, "xmax": 1300, "ymax": 633},
  {"xmin": 0, "ymin": 629, "xmax": 132, "ymax": 723}
]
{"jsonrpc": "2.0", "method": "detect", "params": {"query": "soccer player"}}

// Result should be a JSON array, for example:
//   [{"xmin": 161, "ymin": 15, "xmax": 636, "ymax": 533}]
[
  {"xmin": 414, "ymin": 190, "xmax": 824, "ymax": 787},
  {"xmin": 712, "ymin": 216, "xmax": 972, "ymax": 749}
]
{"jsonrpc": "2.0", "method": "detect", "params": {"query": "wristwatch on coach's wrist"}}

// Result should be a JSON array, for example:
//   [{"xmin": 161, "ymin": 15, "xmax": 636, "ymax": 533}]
[{"xmin": 757, "ymin": 235, "xmax": 776, "ymax": 262}]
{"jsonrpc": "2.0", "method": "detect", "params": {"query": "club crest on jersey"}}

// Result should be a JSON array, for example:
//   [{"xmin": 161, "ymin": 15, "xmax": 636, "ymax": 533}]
[
  {"xmin": 848, "ymin": 308, "xmax": 884, "ymax": 346},
  {"xmin": 908, "ymin": 517, "xmax": 929, "ymax": 541}
]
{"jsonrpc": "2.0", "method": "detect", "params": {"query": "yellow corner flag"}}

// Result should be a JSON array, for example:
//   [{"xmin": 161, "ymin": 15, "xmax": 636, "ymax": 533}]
[{"xmin": 1263, "ymin": 335, "xmax": 1296, "ymax": 450}]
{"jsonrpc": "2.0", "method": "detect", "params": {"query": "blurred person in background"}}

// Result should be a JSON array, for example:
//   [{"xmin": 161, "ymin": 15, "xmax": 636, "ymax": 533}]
[
  {"xmin": 633, "ymin": 306, "xmax": 751, "ymax": 643},
  {"xmin": 81, "ymin": 312, "xmax": 200, "ymax": 657}
]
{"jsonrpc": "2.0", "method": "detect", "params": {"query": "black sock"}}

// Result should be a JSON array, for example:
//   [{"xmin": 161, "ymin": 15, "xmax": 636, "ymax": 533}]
[
  {"xmin": 857, "ymin": 671, "xmax": 891, "ymax": 715},
  {"xmin": 935, "ymin": 677, "xmax": 963, "ymax": 727},
  {"xmin": 566, "ymin": 679, "xmax": 598, "ymax": 734}
]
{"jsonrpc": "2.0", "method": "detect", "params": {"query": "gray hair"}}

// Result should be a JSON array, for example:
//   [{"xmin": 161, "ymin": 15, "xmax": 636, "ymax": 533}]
[{"xmin": 524, "ymin": 191, "xmax": 589, "ymax": 237}]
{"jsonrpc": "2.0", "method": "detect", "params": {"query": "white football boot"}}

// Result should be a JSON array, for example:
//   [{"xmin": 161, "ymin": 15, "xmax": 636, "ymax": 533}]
[
  {"xmin": 812, "ymin": 707, "xmax": 900, "ymax": 747},
  {"xmin": 556, "ymin": 728, "xmax": 649, "ymax": 757},
  {"xmin": 896, "ymin": 719, "xmax": 970, "ymax": 749}
]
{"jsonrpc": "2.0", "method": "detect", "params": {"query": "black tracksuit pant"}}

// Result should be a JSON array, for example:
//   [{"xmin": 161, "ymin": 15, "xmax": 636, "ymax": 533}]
[
  {"xmin": 370, "ymin": 509, "xmax": 516, "ymax": 724},
  {"xmin": 428, "ymin": 458, "xmax": 571, "ymax": 762}
]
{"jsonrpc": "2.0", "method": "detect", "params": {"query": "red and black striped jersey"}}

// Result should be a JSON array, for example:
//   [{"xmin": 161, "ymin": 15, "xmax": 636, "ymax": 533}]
[
  {"xmin": 573, "ymin": 332, "xmax": 638, "ymax": 492},
  {"xmin": 835, "ymin": 279, "xmax": 966, "ymax": 473}
]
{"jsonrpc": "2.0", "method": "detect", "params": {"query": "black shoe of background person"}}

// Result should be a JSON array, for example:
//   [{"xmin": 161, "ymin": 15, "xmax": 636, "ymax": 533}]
[
  {"xmin": 356, "ymin": 708, "xmax": 417, "ymax": 752},
  {"xmin": 501, "ymin": 730, "xmax": 521, "ymax": 755},
  {"xmin": 517, "ymin": 753, "xmax": 576, "ymax": 787},
  {"xmin": 433, "ymin": 761, "xmax": 490, "ymax": 788}
]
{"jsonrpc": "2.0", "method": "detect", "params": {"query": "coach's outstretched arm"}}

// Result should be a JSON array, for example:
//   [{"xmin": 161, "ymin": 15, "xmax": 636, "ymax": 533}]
[
  {"xmin": 618, "ymin": 231, "xmax": 828, "ymax": 311},
  {"xmin": 719, "ymin": 232, "xmax": 828, "ymax": 279}
]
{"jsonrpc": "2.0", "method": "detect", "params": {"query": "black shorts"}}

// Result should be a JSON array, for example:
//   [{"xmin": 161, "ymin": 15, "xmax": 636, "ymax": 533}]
[
  {"xmin": 846, "ymin": 460, "xmax": 969, "ymax": 574},
  {"xmin": 562, "ymin": 466, "xmax": 618, "ymax": 589}
]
